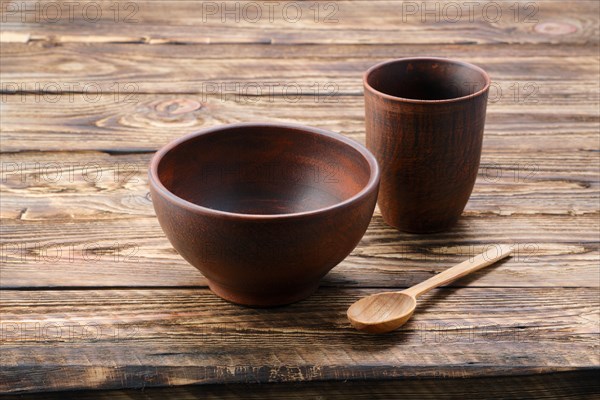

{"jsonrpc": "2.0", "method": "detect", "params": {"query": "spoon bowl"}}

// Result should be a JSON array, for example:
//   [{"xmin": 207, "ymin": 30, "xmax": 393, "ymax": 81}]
[{"xmin": 347, "ymin": 292, "xmax": 416, "ymax": 334}]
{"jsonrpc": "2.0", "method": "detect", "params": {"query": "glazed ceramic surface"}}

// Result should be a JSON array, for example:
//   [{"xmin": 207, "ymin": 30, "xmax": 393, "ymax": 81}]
[
  {"xmin": 364, "ymin": 57, "xmax": 490, "ymax": 233},
  {"xmin": 149, "ymin": 123, "xmax": 380, "ymax": 306}
]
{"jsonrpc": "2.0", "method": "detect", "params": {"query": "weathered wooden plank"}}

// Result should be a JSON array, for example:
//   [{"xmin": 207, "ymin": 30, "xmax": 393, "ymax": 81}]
[
  {"xmin": 1, "ymin": 1, "xmax": 597, "ymax": 45},
  {"xmin": 1, "ymin": 213, "xmax": 598, "ymax": 288},
  {"xmin": 1, "ymin": 93, "xmax": 598, "ymax": 152},
  {"xmin": 3, "ymin": 371, "xmax": 599, "ymax": 400},
  {"xmin": 1, "ymin": 149, "xmax": 598, "ymax": 218},
  {"xmin": 1, "ymin": 42, "xmax": 599, "ymax": 93},
  {"xmin": 0, "ymin": 287, "xmax": 598, "ymax": 393}
]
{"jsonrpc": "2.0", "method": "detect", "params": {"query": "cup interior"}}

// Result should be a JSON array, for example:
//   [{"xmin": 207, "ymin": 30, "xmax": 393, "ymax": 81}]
[
  {"xmin": 155, "ymin": 125, "xmax": 374, "ymax": 215},
  {"xmin": 365, "ymin": 58, "xmax": 489, "ymax": 101}
]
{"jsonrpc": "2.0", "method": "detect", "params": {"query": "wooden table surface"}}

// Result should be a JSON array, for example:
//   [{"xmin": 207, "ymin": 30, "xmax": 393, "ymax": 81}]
[{"xmin": 1, "ymin": 0, "xmax": 599, "ymax": 398}]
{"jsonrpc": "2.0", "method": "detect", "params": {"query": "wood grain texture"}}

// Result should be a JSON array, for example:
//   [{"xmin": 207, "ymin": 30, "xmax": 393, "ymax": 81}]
[{"xmin": 0, "ymin": 0, "xmax": 598, "ymax": 396}]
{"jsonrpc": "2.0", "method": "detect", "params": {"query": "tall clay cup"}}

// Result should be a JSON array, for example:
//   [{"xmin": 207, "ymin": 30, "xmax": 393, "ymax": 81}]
[{"xmin": 364, "ymin": 57, "xmax": 490, "ymax": 233}]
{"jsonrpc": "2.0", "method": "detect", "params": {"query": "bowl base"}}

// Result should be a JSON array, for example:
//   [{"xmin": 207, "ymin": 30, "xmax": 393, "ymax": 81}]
[{"xmin": 207, "ymin": 280, "xmax": 320, "ymax": 307}]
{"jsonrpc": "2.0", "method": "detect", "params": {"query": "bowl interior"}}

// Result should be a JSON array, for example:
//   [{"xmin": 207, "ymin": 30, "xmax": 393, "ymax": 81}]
[
  {"xmin": 366, "ymin": 58, "xmax": 488, "ymax": 101},
  {"xmin": 156, "ymin": 125, "xmax": 373, "ymax": 215}
]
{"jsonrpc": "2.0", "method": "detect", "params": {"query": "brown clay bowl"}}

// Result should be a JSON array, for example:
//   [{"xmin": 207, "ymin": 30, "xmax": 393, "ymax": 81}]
[{"xmin": 149, "ymin": 123, "xmax": 380, "ymax": 307}]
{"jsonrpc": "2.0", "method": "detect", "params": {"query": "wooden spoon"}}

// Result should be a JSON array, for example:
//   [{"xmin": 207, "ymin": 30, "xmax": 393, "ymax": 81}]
[{"xmin": 347, "ymin": 245, "xmax": 513, "ymax": 334}]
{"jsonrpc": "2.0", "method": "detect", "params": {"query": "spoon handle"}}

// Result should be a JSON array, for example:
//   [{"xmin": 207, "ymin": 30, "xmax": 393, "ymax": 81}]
[{"xmin": 402, "ymin": 245, "xmax": 513, "ymax": 298}]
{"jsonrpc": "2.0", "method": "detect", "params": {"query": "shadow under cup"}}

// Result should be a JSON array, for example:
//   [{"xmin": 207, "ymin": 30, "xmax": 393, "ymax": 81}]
[{"xmin": 364, "ymin": 58, "xmax": 490, "ymax": 233}]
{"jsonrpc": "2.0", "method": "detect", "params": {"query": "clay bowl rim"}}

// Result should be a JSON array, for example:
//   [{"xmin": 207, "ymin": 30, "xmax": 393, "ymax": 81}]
[
  {"xmin": 363, "ymin": 57, "xmax": 491, "ymax": 105},
  {"xmin": 149, "ymin": 122, "xmax": 380, "ymax": 221}
]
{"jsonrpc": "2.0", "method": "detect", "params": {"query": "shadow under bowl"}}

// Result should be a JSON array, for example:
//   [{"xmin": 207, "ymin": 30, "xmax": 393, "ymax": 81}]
[{"xmin": 149, "ymin": 123, "xmax": 380, "ymax": 306}]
